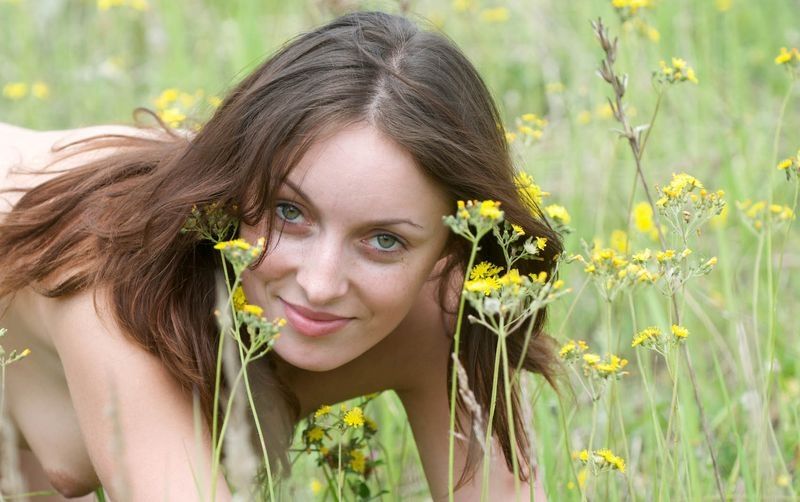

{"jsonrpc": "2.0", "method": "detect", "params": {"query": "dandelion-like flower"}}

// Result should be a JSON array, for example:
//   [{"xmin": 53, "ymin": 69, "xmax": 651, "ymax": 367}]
[
  {"xmin": 343, "ymin": 407, "xmax": 365, "ymax": 428},
  {"xmin": 774, "ymin": 47, "xmax": 800, "ymax": 69}
]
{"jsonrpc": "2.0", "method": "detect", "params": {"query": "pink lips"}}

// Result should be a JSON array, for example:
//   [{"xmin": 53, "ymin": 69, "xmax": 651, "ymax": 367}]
[{"xmin": 280, "ymin": 299, "xmax": 352, "ymax": 338}]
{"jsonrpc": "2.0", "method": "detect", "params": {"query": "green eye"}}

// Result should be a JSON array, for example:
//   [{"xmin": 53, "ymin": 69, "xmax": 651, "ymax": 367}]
[
  {"xmin": 277, "ymin": 203, "xmax": 302, "ymax": 222},
  {"xmin": 374, "ymin": 234, "xmax": 399, "ymax": 250}
]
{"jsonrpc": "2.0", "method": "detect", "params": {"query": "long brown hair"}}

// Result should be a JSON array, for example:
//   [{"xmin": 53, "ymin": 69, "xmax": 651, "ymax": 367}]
[{"xmin": 0, "ymin": 11, "xmax": 561, "ymax": 486}]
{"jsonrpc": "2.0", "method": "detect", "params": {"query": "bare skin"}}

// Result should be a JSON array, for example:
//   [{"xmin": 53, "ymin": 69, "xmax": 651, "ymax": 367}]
[{"xmin": 0, "ymin": 123, "xmax": 545, "ymax": 501}]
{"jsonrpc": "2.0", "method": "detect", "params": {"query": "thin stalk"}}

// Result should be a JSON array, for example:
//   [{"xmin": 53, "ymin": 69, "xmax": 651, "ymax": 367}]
[
  {"xmin": 499, "ymin": 335, "xmax": 521, "ymax": 497},
  {"xmin": 759, "ymin": 78, "xmax": 797, "ymax": 498},
  {"xmin": 448, "ymin": 243, "xmax": 480, "ymax": 501},
  {"xmin": 557, "ymin": 395, "xmax": 584, "ymax": 502},
  {"xmin": 480, "ymin": 332, "xmax": 505, "ymax": 501}
]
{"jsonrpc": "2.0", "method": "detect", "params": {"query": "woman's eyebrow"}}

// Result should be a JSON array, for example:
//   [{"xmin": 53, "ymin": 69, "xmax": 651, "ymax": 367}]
[{"xmin": 282, "ymin": 179, "xmax": 424, "ymax": 230}]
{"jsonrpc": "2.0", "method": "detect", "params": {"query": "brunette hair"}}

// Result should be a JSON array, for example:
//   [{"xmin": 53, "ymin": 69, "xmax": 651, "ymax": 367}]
[{"xmin": 0, "ymin": 11, "xmax": 561, "ymax": 486}]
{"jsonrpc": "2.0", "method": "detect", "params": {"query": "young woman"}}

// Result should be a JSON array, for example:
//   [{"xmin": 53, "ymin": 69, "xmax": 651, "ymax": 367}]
[{"xmin": 0, "ymin": 11, "xmax": 561, "ymax": 501}]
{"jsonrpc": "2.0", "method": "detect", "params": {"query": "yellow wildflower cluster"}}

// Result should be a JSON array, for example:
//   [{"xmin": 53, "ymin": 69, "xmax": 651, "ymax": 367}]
[
  {"xmin": 777, "ymin": 149, "xmax": 800, "ymax": 180},
  {"xmin": 654, "ymin": 58, "xmax": 699, "ymax": 85},
  {"xmin": 632, "ymin": 324, "xmax": 690, "ymax": 354},
  {"xmin": 97, "ymin": 0, "xmax": 149, "ymax": 10},
  {"xmin": 214, "ymin": 237, "xmax": 266, "ymax": 274},
  {"xmin": 775, "ymin": 47, "xmax": 800, "ymax": 68},
  {"xmin": 151, "ymin": 88, "xmax": 222, "ymax": 129},
  {"xmin": 559, "ymin": 339, "xmax": 589, "ymax": 362},
  {"xmin": 611, "ymin": 0, "xmax": 652, "ymax": 19},
  {"xmin": 736, "ymin": 199, "xmax": 795, "ymax": 232},
  {"xmin": 2, "ymin": 81, "xmax": 49, "ymax": 101},
  {"xmin": 545, "ymin": 204, "xmax": 572, "ymax": 230},
  {"xmin": 514, "ymin": 172, "xmax": 549, "ymax": 208},
  {"xmin": 569, "ymin": 244, "xmax": 659, "ymax": 302},
  {"xmin": 574, "ymin": 448, "xmax": 626, "ymax": 473},
  {"xmin": 582, "ymin": 352, "xmax": 629, "ymax": 380},
  {"xmin": 302, "ymin": 397, "xmax": 382, "ymax": 491},
  {"xmin": 655, "ymin": 173, "xmax": 726, "ymax": 241},
  {"xmin": 506, "ymin": 113, "xmax": 548, "ymax": 145}
]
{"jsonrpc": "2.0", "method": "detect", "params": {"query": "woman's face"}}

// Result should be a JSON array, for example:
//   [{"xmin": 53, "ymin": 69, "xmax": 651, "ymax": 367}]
[{"xmin": 239, "ymin": 123, "xmax": 452, "ymax": 372}]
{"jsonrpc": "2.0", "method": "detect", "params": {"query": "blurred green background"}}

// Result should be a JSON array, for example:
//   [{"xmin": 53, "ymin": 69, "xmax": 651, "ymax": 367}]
[{"xmin": 2, "ymin": 0, "xmax": 799, "ymax": 500}]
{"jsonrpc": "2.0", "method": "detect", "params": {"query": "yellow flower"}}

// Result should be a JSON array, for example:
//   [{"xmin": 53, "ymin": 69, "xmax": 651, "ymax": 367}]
[
  {"xmin": 479, "ymin": 7, "xmax": 509, "ymax": 23},
  {"xmin": 511, "ymin": 224, "xmax": 525, "ymax": 235},
  {"xmin": 574, "ymin": 449, "xmax": 590, "ymax": 462},
  {"xmin": 31, "ymin": 81, "xmax": 49, "ymax": 99},
  {"xmin": 715, "ymin": 0, "xmax": 732, "ymax": 12},
  {"xmin": 214, "ymin": 238, "xmax": 251, "ymax": 251},
  {"xmin": 559, "ymin": 340, "xmax": 588, "ymax": 359},
  {"xmin": 775, "ymin": 47, "xmax": 798, "ymax": 65},
  {"xmin": 310, "ymin": 479, "xmax": 323, "ymax": 495},
  {"xmin": 583, "ymin": 353, "xmax": 601, "ymax": 365},
  {"xmin": 478, "ymin": 200, "xmax": 503, "ymax": 220},
  {"xmin": 465, "ymin": 277, "xmax": 501, "ymax": 295},
  {"xmin": 241, "ymin": 304, "xmax": 264, "ymax": 317},
  {"xmin": 19, "ymin": 348, "xmax": 31, "ymax": 358},
  {"xmin": 596, "ymin": 448, "xmax": 626, "ymax": 473},
  {"xmin": 208, "ymin": 95, "xmax": 222, "ymax": 108},
  {"xmin": 595, "ymin": 354, "xmax": 628, "ymax": 377},
  {"xmin": 778, "ymin": 158, "xmax": 793, "ymax": 170},
  {"xmin": 154, "ymin": 88, "xmax": 179, "ymax": 109},
  {"xmin": 306, "ymin": 426, "xmax": 324, "ymax": 442},
  {"xmin": 544, "ymin": 204, "xmax": 571, "ymax": 224},
  {"xmin": 505, "ymin": 131, "xmax": 517, "ymax": 143},
  {"xmin": 632, "ymin": 248, "xmax": 652, "ymax": 262},
  {"xmin": 515, "ymin": 172, "xmax": 549, "ymax": 207},
  {"xmin": 632, "ymin": 326, "xmax": 662, "ymax": 347},
  {"xmin": 498, "ymin": 269, "xmax": 523, "ymax": 286},
  {"xmin": 314, "ymin": 405, "xmax": 332, "ymax": 418},
  {"xmin": 232, "ymin": 286, "xmax": 247, "ymax": 311},
  {"xmin": 349, "ymin": 449, "xmax": 366, "ymax": 473},
  {"xmin": 536, "ymin": 236, "xmax": 547, "ymax": 250},
  {"xmin": 452, "ymin": 0, "xmax": 472, "ymax": 12},
  {"xmin": 470, "ymin": 261, "xmax": 503, "ymax": 280},
  {"xmin": 2, "ymin": 82, "xmax": 27, "ymax": 100},
  {"xmin": 159, "ymin": 107, "xmax": 187, "ymax": 128},
  {"xmin": 343, "ymin": 407, "xmax": 365, "ymax": 427},
  {"xmin": 671, "ymin": 324, "xmax": 689, "ymax": 339},
  {"xmin": 577, "ymin": 110, "xmax": 592, "ymax": 125}
]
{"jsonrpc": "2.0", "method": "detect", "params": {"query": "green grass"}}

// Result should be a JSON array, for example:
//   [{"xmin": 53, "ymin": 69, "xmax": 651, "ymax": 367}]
[{"xmin": 1, "ymin": 0, "xmax": 799, "ymax": 500}]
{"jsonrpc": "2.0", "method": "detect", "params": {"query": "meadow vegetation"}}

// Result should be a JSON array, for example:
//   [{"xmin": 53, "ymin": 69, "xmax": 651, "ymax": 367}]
[{"xmin": 1, "ymin": 0, "xmax": 799, "ymax": 500}]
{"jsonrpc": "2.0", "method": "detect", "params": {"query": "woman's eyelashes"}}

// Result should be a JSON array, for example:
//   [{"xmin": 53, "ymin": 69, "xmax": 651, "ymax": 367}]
[
  {"xmin": 275, "ymin": 201, "xmax": 307, "ymax": 225},
  {"xmin": 364, "ymin": 233, "xmax": 406, "ymax": 254},
  {"xmin": 274, "ymin": 200, "xmax": 408, "ymax": 256}
]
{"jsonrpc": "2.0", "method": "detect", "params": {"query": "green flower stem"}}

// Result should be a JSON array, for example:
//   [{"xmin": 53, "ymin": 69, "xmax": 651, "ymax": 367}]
[
  {"xmin": 337, "ymin": 439, "xmax": 343, "ymax": 502},
  {"xmin": 447, "ymin": 242, "xmax": 480, "ymax": 502},
  {"xmin": 759, "ymin": 78, "xmax": 797, "ymax": 499},
  {"xmin": 480, "ymin": 327, "xmax": 504, "ymax": 502},
  {"xmin": 499, "ymin": 334, "xmax": 521, "ymax": 497},
  {"xmin": 557, "ymin": 394, "xmax": 584, "ymax": 502}
]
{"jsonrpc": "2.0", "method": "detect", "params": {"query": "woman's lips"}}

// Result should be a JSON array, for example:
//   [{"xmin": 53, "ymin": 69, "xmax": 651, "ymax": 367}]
[{"xmin": 280, "ymin": 299, "xmax": 352, "ymax": 337}]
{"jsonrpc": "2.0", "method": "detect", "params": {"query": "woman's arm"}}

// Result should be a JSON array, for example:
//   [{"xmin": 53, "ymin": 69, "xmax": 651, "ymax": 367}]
[
  {"xmin": 399, "ymin": 384, "xmax": 544, "ymax": 501},
  {"xmin": 48, "ymin": 287, "xmax": 231, "ymax": 501}
]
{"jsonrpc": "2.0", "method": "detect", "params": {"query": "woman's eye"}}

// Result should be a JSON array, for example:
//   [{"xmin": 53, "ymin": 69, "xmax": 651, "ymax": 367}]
[
  {"xmin": 276, "ymin": 203, "xmax": 304, "ymax": 223},
  {"xmin": 370, "ymin": 233, "xmax": 402, "ymax": 252}
]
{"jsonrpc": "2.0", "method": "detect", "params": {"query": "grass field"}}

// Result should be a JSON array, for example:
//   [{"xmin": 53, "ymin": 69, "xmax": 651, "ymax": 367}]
[{"xmin": 1, "ymin": 0, "xmax": 799, "ymax": 500}]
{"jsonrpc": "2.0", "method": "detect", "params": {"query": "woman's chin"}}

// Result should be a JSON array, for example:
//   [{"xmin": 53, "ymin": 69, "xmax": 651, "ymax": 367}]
[{"xmin": 271, "ymin": 341, "xmax": 344, "ymax": 372}]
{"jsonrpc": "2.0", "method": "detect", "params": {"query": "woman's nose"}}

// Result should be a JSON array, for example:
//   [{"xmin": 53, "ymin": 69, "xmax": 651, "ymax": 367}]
[{"xmin": 295, "ymin": 237, "xmax": 349, "ymax": 306}]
